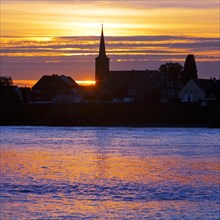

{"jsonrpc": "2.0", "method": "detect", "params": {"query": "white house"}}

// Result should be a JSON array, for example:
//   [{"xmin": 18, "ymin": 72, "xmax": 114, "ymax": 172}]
[{"xmin": 178, "ymin": 79, "xmax": 220, "ymax": 103}]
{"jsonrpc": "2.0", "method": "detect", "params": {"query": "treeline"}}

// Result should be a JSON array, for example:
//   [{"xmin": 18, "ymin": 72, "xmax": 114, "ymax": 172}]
[{"xmin": 159, "ymin": 54, "xmax": 198, "ymax": 82}]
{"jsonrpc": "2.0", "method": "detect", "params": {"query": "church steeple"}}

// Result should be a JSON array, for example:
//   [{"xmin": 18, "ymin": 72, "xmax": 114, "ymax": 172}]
[
  {"xmin": 99, "ymin": 24, "xmax": 106, "ymax": 56},
  {"xmin": 95, "ymin": 25, "xmax": 109, "ymax": 86}
]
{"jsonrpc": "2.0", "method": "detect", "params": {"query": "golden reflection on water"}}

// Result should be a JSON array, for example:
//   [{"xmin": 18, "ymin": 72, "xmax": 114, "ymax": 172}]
[
  {"xmin": 1, "ymin": 143, "xmax": 220, "ymax": 219},
  {"xmin": 2, "ymin": 148, "xmax": 219, "ymax": 185}
]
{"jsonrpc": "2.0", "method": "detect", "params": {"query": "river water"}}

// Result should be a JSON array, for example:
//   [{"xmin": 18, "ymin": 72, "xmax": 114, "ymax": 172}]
[{"xmin": 0, "ymin": 126, "xmax": 219, "ymax": 219}]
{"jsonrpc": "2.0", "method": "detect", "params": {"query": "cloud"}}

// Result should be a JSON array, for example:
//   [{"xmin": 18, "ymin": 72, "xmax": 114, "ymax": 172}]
[
  {"xmin": 2, "ymin": 35, "xmax": 219, "ymax": 57},
  {"xmin": 1, "ymin": 35, "xmax": 219, "ymax": 80}
]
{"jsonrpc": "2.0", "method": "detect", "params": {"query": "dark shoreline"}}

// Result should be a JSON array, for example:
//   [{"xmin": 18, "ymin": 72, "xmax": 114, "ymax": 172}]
[{"xmin": 1, "ymin": 102, "xmax": 219, "ymax": 128}]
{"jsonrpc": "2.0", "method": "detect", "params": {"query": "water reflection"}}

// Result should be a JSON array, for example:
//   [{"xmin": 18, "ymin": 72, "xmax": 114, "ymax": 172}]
[
  {"xmin": 1, "ymin": 127, "xmax": 220, "ymax": 219},
  {"xmin": 2, "ymin": 149, "xmax": 219, "ymax": 185}
]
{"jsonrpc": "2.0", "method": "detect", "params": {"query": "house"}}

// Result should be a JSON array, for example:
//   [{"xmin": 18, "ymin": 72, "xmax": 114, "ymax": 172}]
[
  {"xmin": 95, "ymin": 26, "xmax": 182, "ymax": 102},
  {"xmin": 98, "ymin": 69, "xmax": 182, "ymax": 102},
  {"xmin": 0, "ymin": 85, "xmax": 23, "ymax": 103},
  {"xmin": 19, "ymin": 87, "xmax": 32, "ymax": 103},
  {"xmin": 178, "ymin": 78, "xmax": 220, "ymax": 103},
  {"xmin": 32, "ymin": 74, "xmax": 81, "ymax": 103},
  {"xmin": 0, "ymin": 76, "xmax": 13, "ymax": 86},
  {"xmin": 0, "ymin": 76, "xmax": 24, "ymax": 103}
]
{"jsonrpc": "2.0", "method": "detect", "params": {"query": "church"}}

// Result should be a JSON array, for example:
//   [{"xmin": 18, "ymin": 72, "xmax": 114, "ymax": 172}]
[{"xmin": 95, "ymin": 26, "xmax": 182, "ymax": 102}]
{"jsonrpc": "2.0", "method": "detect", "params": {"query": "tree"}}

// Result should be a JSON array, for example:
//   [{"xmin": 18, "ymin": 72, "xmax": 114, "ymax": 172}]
[
  {"xmin": 182, "ymin": 54, "xmax": 198, "ymax": 83},
  {"xmin": 159, "ymin": 62, "xmax": 183, "ymax": 79}
]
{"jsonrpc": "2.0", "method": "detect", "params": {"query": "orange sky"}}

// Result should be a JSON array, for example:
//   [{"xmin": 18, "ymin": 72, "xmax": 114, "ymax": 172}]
[
  {"xmin": 1, "ymin": 0, "xmax": 219, "ymax": 84},
  {"xmin": 2, "ymin": 0, "xmax": 219, "ymax": 37}
]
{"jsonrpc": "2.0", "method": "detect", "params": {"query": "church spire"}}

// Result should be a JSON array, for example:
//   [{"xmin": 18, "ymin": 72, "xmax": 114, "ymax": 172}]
[
  {"xmin": 99, "ymin": 24, "xmax": 106, "ymax": 56},
  {"xmin": 95, "ymin": 24, "xmax": 109, "ymax": 85}
]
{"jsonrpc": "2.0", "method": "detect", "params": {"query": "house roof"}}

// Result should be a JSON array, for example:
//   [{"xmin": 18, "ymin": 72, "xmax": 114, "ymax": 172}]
[
  {"xmin": 193, "ymin": 79, "xmax": 220, "ymax": 98},
  {"xmin": 32, "ymin": 75, "xmax": 79, "ymax": 91},
  {"xmin": 108, "ymin": 70, "xmax": 179, "ymax": 81}
]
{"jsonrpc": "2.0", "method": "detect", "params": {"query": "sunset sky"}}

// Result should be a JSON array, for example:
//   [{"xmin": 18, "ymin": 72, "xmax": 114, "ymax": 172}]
[{"xmin": 1, "ymin": 0, "xmax": 219, "ymax": 86}]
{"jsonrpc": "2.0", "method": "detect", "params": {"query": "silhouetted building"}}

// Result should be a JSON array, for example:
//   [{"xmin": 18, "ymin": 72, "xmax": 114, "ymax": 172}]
[
  {"xmin": 0, "ymin": 76, "xmax": 13, "ymax": 86},
  {"xmin": 32, "ymin": 74, "xmax": 81, "ymax": 103},
  {"xmin": 0, "ymin": 76, "xmax": 33, "ymax": 103},
  {"xmin": 95, "ymin": 25, "xmax": 110, "ymax": 86},
  {"xmin": 95, "ymin": 27, "xmax": 182, "ymax": 102},
  {"xmin": 0, "ymin": 76, "xmax": 24, "ymax": 103},
  {"xmin": 178, "ymin": 78, "xmax": 220, "ymax": 103},
  {"xmin": 19, "ymin": 87, "xmax": 32, "ymax": 103},
  {"xmin": 0, "ymin": 86, "xmax": 22, "ymax": 103}
]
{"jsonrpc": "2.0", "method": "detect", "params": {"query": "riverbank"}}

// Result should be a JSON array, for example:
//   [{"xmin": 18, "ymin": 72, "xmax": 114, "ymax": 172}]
[{"xmin": 0, "ymin": 102, "xmax": 219, "ymax": 127}]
